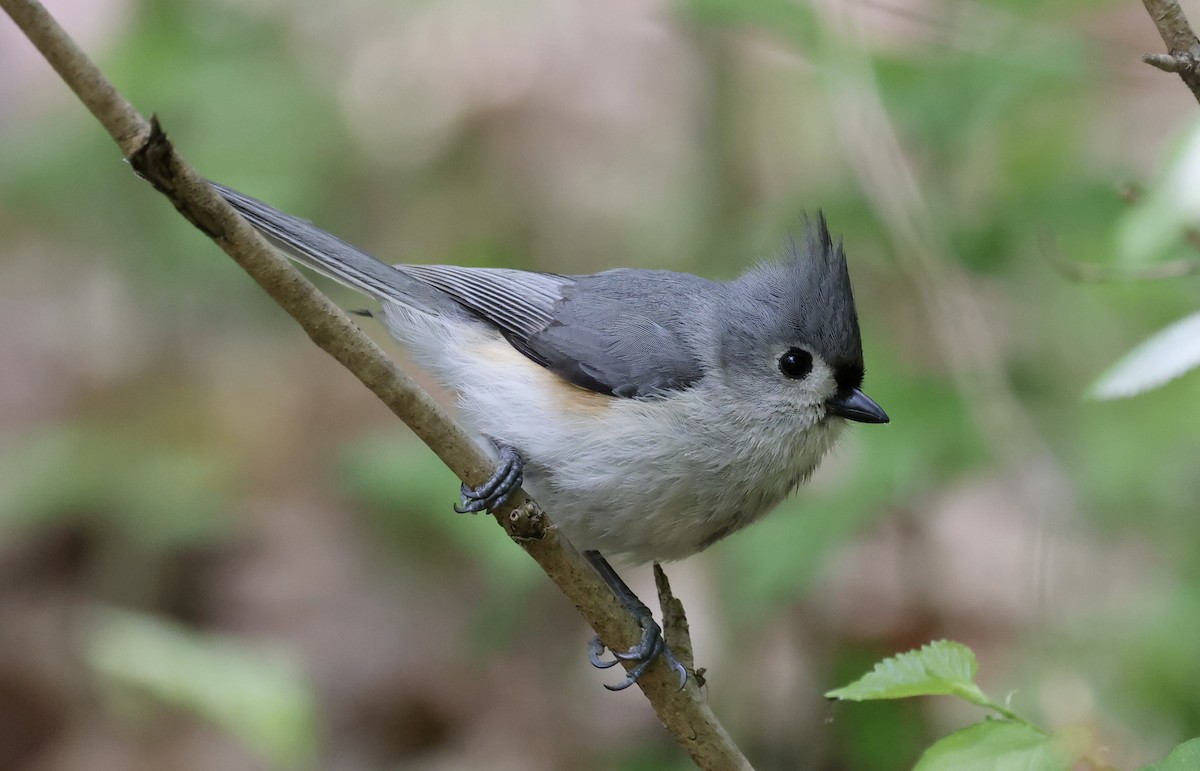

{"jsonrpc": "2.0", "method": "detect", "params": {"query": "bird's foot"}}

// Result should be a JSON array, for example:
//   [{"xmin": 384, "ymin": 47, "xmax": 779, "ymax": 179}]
[
  {"xmin": 588, "ymin": 608, "xmax": 688, "ymax": 692},
  {"xmin": 454, "ymin": 444, "xmax": 524, "ymax": 514}
]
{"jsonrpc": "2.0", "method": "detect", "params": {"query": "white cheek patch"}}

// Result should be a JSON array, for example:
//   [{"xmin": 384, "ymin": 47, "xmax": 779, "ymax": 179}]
[
  {"xmin": 808, "ymin": 357, "xmax": 838, "ymax": 399},
  {"xmin": 775, "ymin": 349, "xmax": 837, "ymax": 402}
]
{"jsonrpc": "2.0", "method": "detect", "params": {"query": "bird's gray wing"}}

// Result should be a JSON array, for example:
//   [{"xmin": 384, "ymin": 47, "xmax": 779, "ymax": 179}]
[
  {"xmin": 397, "ymin": 265, "xmax": 705, "ymax": 398},
  {"xmin": 398, "ymin": 264, "xmax": 569, "ymax": 342},
  {"xmin": 212, "ymin": 179, "xmax": 703, "ymax": 397}
]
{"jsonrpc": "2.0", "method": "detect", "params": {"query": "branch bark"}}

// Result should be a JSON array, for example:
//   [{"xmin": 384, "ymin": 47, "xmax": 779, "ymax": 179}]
[
  {"xmin": 0, "ymin": 1, "xmax": 752, "ymax": 768},
  {"xmin": 1141, "ymin": 0, "xmax": 1200, "ymax": 103}
]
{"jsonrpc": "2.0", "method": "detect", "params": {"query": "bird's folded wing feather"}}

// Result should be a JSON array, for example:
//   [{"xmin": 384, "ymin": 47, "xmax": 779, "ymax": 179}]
[{"xmin": 397, "ymin": 265, "xmax": 703, "ymax": 398}]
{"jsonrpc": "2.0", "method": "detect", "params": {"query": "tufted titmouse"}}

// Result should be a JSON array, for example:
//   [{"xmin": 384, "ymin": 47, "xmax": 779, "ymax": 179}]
[{"xmin": 212, "ymin": 182, "xmax": 888, "ymax": 689}]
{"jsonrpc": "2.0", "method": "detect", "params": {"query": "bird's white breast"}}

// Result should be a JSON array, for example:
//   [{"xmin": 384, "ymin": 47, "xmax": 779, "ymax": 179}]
[{"xmin": 382, "ymin": 308, "xmax": 843, "ymax": 563}]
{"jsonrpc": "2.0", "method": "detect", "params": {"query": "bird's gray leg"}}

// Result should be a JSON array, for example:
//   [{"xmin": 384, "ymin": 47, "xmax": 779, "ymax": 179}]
[
  {"xmin": 454, "ymin": 444, "xmax": 524, "ymax": 513},
  {"xmin": 584, "ymin": 550, "xmax": 688, "ymax": 691}
]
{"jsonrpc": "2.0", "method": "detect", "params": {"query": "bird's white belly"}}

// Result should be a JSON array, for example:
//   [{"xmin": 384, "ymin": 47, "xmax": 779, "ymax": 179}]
[{"xmin": 446, "ymin": 339, "xmax": 844, "ymax": 563}]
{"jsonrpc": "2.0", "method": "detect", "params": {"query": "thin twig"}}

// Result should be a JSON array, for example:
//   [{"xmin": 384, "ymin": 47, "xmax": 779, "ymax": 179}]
[
  {"xmin": 655, "ymin": 564, "xmax": 706, "ymax": 690},
  {"xmin": 1141, "ymin": 0, "xmax": 1200, "ymax": 103},
  {"xmin": 1040, "ymin": 231, "xmax": 1200, "ymax": 282},
  {"xmin": 1043, "ymin": 185, "xmax": 1200, "ymax": 282},
  {"xmin": 0, "ymin": 0, "xmax": 752, "ymax": 767}
]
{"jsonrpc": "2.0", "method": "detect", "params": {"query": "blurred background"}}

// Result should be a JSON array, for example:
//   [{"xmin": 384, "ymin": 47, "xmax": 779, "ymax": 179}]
[{"xmin": 2, "ymin": 0, "xmax": 1199, "ymax": 768}]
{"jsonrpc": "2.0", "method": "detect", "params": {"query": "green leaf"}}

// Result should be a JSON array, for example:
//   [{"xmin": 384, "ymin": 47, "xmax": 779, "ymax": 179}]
[
  {"xmin": 1087, "ymin": 312, "xmax": 1200, "ymax": 400},
  {"xmin": 1139, "ymin": 738, "xmax": 1200, "ymax": 771},
  {"xmin": 86, "ymin": 608, "xmax": 318, "ymax": 769},
  {"xmin": 914, "ymin": 721, "xmax": 1082, "ymax": 771},
  {"xmin": 825, "ymin": 640, "xmax": 987, "ymax": 705}
]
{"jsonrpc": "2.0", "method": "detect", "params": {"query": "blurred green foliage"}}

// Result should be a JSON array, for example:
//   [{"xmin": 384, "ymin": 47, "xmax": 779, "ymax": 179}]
[
  {"xmin": 0, "ymin": 424, "xmax": 232, "ymax": 549},
  {"xmin": 87, "ymin": 608, "xmax": 319, "ymax": 769},
  {"xmin": 2, "ymin": 0, "xmax": 1200, "ymax": 769}
]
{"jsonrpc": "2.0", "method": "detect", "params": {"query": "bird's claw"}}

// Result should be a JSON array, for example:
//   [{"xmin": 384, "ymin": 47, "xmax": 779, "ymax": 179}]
[
  {"xmin": 454, "ymin": 445, "xmax": 523, "ymax": 514},
  {"xmin": 589, "ymin": 617, "xmax": 688, "ymax": 692},
  {"xmin": 588, "ymin": 636, "xmax": 622, "ymax": 669}
]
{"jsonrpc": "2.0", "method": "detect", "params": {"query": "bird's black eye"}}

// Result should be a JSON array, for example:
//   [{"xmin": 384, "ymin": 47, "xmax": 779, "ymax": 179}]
[{"xmin": 778, "ymin": 348, "xmax": 813, "ymax": 380}]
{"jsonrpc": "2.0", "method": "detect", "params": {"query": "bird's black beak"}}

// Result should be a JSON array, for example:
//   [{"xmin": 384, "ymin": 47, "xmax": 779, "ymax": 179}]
[{"xmin": 827, "ymin": 388, "xmax": 889, "ymax": 424}]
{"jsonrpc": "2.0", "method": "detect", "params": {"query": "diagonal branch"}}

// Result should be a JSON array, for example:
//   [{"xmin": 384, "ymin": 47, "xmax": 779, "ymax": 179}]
[
  {"xmin": 0, "ymin": 0, "xmax": 751, "ymax": 767},
  {"xmin": 1141, "ymin": 0, "xmax": 1200, "ymax": 103}
]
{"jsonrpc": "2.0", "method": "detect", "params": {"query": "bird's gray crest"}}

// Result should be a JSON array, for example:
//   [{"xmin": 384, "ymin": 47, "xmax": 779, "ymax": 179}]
[{"xmin": 725, "ymin": 213, "xmax": 865, "ymax": 389}]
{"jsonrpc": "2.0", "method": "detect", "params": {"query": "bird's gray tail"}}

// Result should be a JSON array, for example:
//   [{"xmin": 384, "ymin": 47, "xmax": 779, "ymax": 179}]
[{"xmin": 210, "ymin": 181, "xmax": 451, "ymax": 314}]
